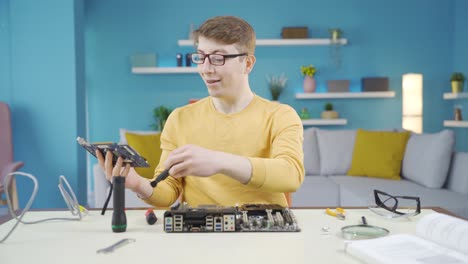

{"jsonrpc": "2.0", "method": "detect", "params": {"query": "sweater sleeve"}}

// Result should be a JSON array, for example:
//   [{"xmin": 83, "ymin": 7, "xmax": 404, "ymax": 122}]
[
  {"xmin": 246, "ymin": 105, "xmax": 304, "ymax": 193},
  {"xmin": 141, "ymin": 109, "xmax": 183, "ymax": 207}
]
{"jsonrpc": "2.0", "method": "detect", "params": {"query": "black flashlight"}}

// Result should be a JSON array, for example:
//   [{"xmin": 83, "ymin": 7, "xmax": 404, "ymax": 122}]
[{"xmin": 112, "ymin": 176, "xmax": 127, "ymax": 232}]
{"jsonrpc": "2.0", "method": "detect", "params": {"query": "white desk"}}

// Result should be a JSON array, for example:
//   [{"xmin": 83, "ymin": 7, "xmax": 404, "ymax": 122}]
[{"xmin": 0, "ymin": 208, "xmax": 440, "ymax": 264}]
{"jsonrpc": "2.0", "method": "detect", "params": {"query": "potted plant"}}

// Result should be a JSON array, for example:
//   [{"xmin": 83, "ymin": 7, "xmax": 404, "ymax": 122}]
[
  {"xmin": 266, "ymin": 73, "xmax": 287, "ymax": 101},
  {"xmin": 321, "ymin": 102, "xmax": 339, "ymax": 119},
  {"xmin": 328, "ymin": 28, "xmax": 344, "ymax": 69},
  {"xmin": 151, "ymin": 106, "xmax": 172, "ymax": 131},
  {"xmin": 328, "ymin": 28, "xmax": 343, "ymax": 42},
  {"xmin": 451, "ymin": 72, "xmax": 465, "ymax": 93},
  {"xmin": 301, "ymin": 64, "xmax": 317, "ymax": 93},
  {"xmin": 301, "ymin": 64, "xmax": 317, "ymax": 77}
]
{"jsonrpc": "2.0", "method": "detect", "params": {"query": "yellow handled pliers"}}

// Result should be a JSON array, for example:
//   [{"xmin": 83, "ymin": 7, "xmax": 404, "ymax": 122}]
[{"xmin": 326, "ymin": 207, "xmax": 346, "ymax": 220}]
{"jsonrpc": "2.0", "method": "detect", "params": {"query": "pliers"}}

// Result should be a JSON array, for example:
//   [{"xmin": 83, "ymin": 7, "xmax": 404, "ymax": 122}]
[{"xmin": 326, "ymin": 207, "xmax": 346, "ymax": 220}]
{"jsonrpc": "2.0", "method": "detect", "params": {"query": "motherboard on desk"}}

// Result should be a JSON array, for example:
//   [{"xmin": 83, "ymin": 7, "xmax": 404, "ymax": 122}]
[{"xmin": 163, "ymin": 203, "xmax": 300, "ymax": 232}]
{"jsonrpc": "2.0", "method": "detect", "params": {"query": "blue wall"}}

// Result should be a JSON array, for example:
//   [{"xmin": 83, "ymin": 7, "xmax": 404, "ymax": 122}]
[
  {"xmin": 85, "ymin": 0, "xmax": 458, "ymax": 143},
  {"xmin": 2, "ymin": 0, "xmax": 467, "ymax": 208},
  {"xmin": 4, "ymin": 0, "xmax": 86, "ymax": 208},
  {"xmin": 0, "ymin": 0, "xmax": 12, "ymax": 102},
  {"xmin": 451, "ymin": 0, "xmax": 468, "ymax": 150}
]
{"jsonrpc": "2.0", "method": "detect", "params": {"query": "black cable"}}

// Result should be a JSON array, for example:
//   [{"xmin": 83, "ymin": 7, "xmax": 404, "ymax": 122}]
[{"xmin": 101, "ymin": 183, "xmax": 113, "ymax": 215}]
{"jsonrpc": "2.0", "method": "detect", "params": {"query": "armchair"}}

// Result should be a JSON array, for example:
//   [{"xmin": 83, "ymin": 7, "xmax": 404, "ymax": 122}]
[{"xmin": 0, "ymin": 102, "xmax": 24, "ymax": 210}]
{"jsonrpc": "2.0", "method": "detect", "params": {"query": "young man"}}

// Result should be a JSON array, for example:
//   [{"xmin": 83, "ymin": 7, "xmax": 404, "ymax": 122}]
[{"xmin": 97, "ymin": 16, "xmax": 304, "ymax": 207}]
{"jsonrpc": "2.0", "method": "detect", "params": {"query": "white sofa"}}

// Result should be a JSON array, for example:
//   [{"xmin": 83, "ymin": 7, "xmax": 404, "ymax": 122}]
[{"xmin": 292, "ymin": 128, "xmax": 468, "ymax": 219}]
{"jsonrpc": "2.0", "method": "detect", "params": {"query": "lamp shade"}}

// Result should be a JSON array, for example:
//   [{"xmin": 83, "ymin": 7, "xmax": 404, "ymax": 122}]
[{"xmin": 402, "ymin": 73, "xmax": 423, "ymax": 133}]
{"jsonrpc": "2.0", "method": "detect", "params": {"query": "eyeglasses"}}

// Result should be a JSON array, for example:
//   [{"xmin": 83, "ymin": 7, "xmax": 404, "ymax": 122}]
[
  {"xmin": 368, "ymin": 189, "xmax": 421, "ymax": 218},
  {"xmin": 191, "ymin": 53, "xmax": 248, "ymax": 66}
]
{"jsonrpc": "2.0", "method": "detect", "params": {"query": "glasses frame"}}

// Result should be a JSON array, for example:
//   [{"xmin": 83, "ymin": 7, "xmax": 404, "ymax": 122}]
[
  {"xmin": 371, "ymin": 189, "xmax": 421, "ymax": 217},
  {"xmin": 191, "ymin": 53, "xmax": 248, "ymax": 66}
]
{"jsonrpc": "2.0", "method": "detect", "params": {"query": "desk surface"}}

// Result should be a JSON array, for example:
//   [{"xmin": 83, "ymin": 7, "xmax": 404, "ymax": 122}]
[{"xmin": 0, "ymin": 208, "xmax": 445, "ymax": 264}]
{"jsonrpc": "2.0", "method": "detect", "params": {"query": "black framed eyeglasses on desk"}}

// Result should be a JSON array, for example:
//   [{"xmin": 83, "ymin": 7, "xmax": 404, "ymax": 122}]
[{"xmin": 368, "ymin": 189, "xmax": 421, "ymax": 218}]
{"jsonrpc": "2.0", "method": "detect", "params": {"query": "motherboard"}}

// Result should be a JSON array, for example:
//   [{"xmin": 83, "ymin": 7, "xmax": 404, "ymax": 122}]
[
  {"xmin": 163, "ymin": 203, "xmax": 300, "ymax": 232},
  {"xmin": 77, "ymin": 137, "xmax": 150, "ymax": 168}
]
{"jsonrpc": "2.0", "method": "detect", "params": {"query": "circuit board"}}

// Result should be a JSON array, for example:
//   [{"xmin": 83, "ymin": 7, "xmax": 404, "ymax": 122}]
[
  {"xmin": 76, "ymin": 137, "xmax": 150, "ymax": 168},
  {"xmin": 163, "ymin": 203, "xmax": 300, "ymax": 232}
]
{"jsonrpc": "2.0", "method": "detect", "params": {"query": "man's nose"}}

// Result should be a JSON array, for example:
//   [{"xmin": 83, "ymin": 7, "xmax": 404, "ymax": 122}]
[{"xmin": 200, "ymin": 58, "xmax": 215, "ymax": 73}]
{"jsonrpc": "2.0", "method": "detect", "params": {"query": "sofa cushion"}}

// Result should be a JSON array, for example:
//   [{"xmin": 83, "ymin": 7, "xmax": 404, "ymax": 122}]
[
  {"xmin": 329, "ymin": 175, "xmax": 468, "ymax": 219},
  {"xmin": 446, "ymin": 152, "xmax": 468, "ymax": 194},
  {"xmin": 303, "ymin": 128, "xmax": 320, "ymax": 175},
  {"xmin": 125, "ymin": 132, "xmax": 162, "ymax": 179},
  {"xmin": 316, "ymin": 129, "xmax": 356, "ymax": 175},
  {"xmin": 119, "ymin": 128, "xmax": 160, "ymax": 144},
  {"xmin": 402, "ymin": 130, "xmax": 454, "ymax": 188},
  {"xmin": 292, "ymin": 176, "xmax": 340, "ymax": 207},
  {"xmin": 348, "ymin": 129, "xmax": 410, "ymax": 180},
  {"xmin": 329, "ymin": 175, "xmax": 428, "ymax": 207}
]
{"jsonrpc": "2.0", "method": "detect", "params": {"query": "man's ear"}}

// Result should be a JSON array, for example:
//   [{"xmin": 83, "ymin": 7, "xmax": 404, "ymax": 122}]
[{"xmin": 244, "ymin": 55, "xmax": 256, "ymax": 74}]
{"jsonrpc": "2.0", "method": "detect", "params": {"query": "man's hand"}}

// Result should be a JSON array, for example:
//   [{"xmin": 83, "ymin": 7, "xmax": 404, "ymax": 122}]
[
  {"xmin": 164, "ymin": 144, "xmax": 221, "ymax": 178},
  {"xmin": 164, "ymin": 144, "xmax": 252, "ymax": 184}
]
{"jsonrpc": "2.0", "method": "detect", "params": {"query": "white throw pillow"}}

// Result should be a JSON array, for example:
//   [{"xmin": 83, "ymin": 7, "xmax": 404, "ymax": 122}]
[
  {"xmin": 402, "ymin": 130, "xmax": 455, "ymax": 188},
  {"xmin": 303, "ymin": 128, "xmax": 320, "ymax": 175},
  {"xmin": 316, "ymin": 129, "xmax": 356, "ymax": 175},
  {"xmin": 446, "ymin": 152, "xmax": 468, "ymax": 195}
]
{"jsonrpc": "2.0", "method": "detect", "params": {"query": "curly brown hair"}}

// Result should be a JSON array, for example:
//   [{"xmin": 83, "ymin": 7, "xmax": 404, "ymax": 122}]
[{"xmin": 194, "ymin": 16, "xmax": 256, "ymax": 55}]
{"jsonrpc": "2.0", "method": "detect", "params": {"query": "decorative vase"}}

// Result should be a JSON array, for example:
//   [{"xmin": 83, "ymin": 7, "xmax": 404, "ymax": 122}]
[
  {"xmin": 303, "ymin": 76, "xmax": 316, "ymax": 93},
  {"xmin": 451, "ymin": 81, "xmax": 464, "ymax": 93},
  {"xmin": 455, "ymin": 108, "xmax": 463, "ymax": 121}
]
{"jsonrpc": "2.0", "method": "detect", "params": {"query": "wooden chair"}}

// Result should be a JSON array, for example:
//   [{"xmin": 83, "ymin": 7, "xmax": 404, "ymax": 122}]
[{"xmin": 0, "ymin": 102, "xmax": 24, "ymax": 210}]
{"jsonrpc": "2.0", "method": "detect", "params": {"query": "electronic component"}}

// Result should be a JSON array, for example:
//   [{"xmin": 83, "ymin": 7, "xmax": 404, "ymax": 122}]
[
  {"xmin": 145, "ymin": 208, "xmax": 158, "ymax": 225},
  {"xmin": 163, "ymin": 203, "xmax": 300, "ymax": 233},
  {"xmin": 77, "ymin": 137, "xmax": 150, "ymax": 168}
]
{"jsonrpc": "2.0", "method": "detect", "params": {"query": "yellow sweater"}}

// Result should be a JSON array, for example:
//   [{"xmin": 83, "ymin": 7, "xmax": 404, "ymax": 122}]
[{"xmin": 143, "ymin": 95, "xmax": 304, "ymax": 207}]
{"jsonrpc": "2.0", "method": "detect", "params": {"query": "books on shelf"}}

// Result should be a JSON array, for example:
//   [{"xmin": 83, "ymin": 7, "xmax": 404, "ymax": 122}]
[{"xmin": 345, "ymin": 213, "xmax": 468, "ymax": 264}]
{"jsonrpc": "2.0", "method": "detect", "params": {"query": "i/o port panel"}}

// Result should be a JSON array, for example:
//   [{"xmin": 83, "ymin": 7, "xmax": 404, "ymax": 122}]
[{"xmin": 163, "ymin": 203, "xmax": 300, "ymax": 233}]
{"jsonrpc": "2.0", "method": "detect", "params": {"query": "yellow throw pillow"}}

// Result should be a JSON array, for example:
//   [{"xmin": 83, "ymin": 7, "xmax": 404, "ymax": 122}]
[
  {"xmin": 125, "ymin": 132, "xmax": 162, "ymax": 179},
  {"xmin": 347, "ymin": 129, "xmax": 410, "ymax": 180}
]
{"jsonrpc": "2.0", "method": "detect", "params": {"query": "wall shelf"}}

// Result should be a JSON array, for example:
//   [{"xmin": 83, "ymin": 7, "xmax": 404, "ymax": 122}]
[
  {"xmin": 178, "ymin": 38, "xmax": 348, "ymax": 47},
  {"xmin": 302, "ymin": 119, "xmax": 347, "ymax": 126},
  {"xmin": 132, "ymin": 67, "xmax": 198, "ymax": 74},
  {"xmin": 443, "ymin": 92, "xmax": 468, "ymax": 100},
  {"xmin": 443, "ymin": 120, "xmax": 468, "ymax": 128},
  {"xmin": 295, "ymin": 91, "xmax": 395, "ymax": 99}
]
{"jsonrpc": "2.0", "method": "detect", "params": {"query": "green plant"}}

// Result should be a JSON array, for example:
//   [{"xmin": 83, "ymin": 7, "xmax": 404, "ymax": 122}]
[
  {"xmin": 451, "ymin": 72, "xmax": 466, "ymax": 82},
  {"xmin": 151, "ymin": 106, "xmax": 172, "ymax": 131},
  {"xmin": 266, "ymin": 73, "xmax": 287, "ymax": 101},
  {"xmin": 324, "ymin": 102, "xmax": 333, "ymax": 111},
  {"xmin": 300, "ymin": 64, "xmax": 317, "ymax": 77},
  {"xmin": 328, "ymin": 28, "xmax": 343, "ymax": 39}
]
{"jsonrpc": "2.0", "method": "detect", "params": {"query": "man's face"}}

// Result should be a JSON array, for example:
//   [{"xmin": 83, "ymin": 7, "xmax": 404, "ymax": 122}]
[{"xmin": 196, "ymin": 36, "xmax": 250, "ymax": 99}]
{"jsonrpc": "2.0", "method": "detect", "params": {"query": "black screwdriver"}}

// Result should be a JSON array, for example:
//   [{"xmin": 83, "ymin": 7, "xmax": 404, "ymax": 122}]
[{"xmin": 150, "ymin": 168, "xmax": 170, "ymax": 187}]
